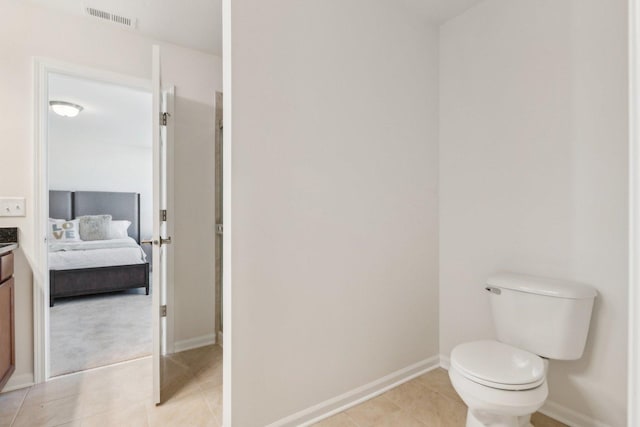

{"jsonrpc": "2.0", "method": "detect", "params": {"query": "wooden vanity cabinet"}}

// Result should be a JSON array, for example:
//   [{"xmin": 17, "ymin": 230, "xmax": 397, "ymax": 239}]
[{"xmin": 0, "ymin": 251, "xmax": 15, "ymax": 391}]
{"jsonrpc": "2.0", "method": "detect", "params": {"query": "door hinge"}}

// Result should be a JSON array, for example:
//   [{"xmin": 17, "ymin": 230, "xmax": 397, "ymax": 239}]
[
  {"xmin": 161, "ymin": 112, "xmax": 170, "ymax": 126},
  {"xmin": 215, "ymin": 224, "xmax": 223, "ymax": 235},
  {"xmin": 161, "ymin": 209, "xmax": 167, "ymax": 221},
  {"xmin": 161, "ymin": 305, "xmax": 167, "ymax": 317}
]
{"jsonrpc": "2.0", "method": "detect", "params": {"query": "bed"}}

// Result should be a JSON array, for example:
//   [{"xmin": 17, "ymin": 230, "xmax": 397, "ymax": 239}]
[{"xmin": 48, "ymin": 190, "xmax": 150, "ymax": 307}]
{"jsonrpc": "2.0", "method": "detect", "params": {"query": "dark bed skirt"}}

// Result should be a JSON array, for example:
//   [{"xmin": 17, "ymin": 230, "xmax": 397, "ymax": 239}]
[{"xmin": 49, "ymin": 263, "xmax": 150, "ymax": 307}]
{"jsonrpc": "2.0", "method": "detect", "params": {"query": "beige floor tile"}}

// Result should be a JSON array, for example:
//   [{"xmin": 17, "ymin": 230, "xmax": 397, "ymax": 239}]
[
  {"xmin": 531, "ymin": 412, "xmax": 569, "ymax": 427},
  {"xmin": 345, "ymin": 395, "xmax": 401, "ymax": 427},
  {"xmin": 312, "ymin": 412, "xmax": 359, "ymax": 427},
  {"xmin": 381, "ymin": 377, "xmax": 441, "ymax": 425},
  {"xmin": 23, "ymin": 374, "xmax": 86, "ymax": 406},
  {"xmin": 382, "ymin": 379, "xmax": 430, "ymax": 409},
  {"xmin": 0, "ymin": 387, "xmax": 28, "ymax": 426},
  {"xmin": 158, "ymin": 354, "xmax": 203, "ymax": 402},
  {"xmin": 146, "ymin": 389, "xmax": 217, "ymax": 427},
  {"xmin": 415, "ymin": 368, "xmax": 464, "ymax": 405},
  {"xmin": 0, "ymin": 411, "xmax": 13, "ymax": 427},
  {"xmin": 162, "ymin": 371, "xmax": 202, "ymax": 402},
  {"xmin": 55, "ymin": 420, "xmax": 83, "ymax": 427},
  {"xmin": 199, "ymin": 380, "xmax": 223, "ymax": 426},
  {"xmin": 370, "ymin": 409, "xmax": 427, "ymax": 427},
  {"xmin": 1, "ymin": 347, "xmax": 572, "ymax": 427},
  {"xmin": 80, "ymin": 402, "xmax": 148, "ymax": 427},
  {"xmin": 398, "ymin": 386, "xmax": 440, "ymax": 425},
  {"xmin": 173, "ymin": 345, "xmax": 222, "ymax": 373},
  {"xmin": 13, "ymin": 395, "xmax": 85, "ymax": 427},
  {"xmin": 161, "ymin": 356, "xmax": 192, "ymax": 386},
  {"xmin": 90, "ymin": 358, "xmax": 152, "ymax": 387},
  {"xmin": 437, "ymin": 394, "xmax": 467, "ymax": 427},
  {"xmin": 192, "ymin": 359, "xmax": 223, "ymax": 385},
  {"xmin": 75, "ymin": 383, "xmax": 151, "ymax": 420},
  {"xmin": 4, "ymin": 349, "xmax": 222, "ymax": 427}
]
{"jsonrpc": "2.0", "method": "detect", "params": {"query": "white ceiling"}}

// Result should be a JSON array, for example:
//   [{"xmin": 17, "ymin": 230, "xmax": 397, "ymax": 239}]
[
  {"xmin": 398, "ymin": 0, "xmax": 484, "ymax": 23},
  {"xmin": 29, "ymin": 0, "xmax": 481, "ymax": 57},
  {"xmin": 49, "ymin": 73, "xmax": 152, "ymax": 148},
  {"xmin": 28, "ymin": 0, "xmax": 222, "ymax": 56}
]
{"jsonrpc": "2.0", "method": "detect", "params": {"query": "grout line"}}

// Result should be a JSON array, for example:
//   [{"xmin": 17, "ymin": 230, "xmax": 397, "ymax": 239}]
[
  {"xmin": 145, "ymin": 399, "xmax": 152, "ymax": 427},
  {"xmin": 9, "ymin": 388, "xmax": 30, "ymax": 427}
]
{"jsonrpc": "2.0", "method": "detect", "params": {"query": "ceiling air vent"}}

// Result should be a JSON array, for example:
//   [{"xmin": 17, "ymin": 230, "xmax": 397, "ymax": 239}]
[{"xmin": 85, "ymin": 7, "xmax": 137, "ymax": 29}]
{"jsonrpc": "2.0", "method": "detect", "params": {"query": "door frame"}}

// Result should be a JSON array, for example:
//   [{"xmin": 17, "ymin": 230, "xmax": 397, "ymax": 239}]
[
  {"xmin": 222, "ymin": 0, "xmax": 232, "ymax": 423},
  {"xmin": 32, "ymin": 58, "xmax": 174, "ymax": 382},
  {"xmin": 630, "ymin": 0, "xmax": 640, "ymax": 424}
]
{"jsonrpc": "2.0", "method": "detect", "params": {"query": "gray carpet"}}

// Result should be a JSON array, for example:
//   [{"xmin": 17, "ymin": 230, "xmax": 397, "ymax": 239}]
[{"xmin": 50, "ymin": 287, "xmax": 152, "ymax": 377}]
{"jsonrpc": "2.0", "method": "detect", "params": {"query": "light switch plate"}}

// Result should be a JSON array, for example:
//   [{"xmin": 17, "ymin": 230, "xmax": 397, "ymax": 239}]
[{"xmin": 0, "ymin": 197, "xmax": 26, "ymax": 217}]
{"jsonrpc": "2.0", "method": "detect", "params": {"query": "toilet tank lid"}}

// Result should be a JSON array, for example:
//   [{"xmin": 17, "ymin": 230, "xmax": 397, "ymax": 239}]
[{"xmin": 486, "ymin": 272, "xmax": 597, "ymax": 299}]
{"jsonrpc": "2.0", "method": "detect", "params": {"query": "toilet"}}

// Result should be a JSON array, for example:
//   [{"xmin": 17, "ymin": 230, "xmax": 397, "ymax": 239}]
[{"xmin": 449, "ymin": 272, "xmax": 597, "ymax": 427}]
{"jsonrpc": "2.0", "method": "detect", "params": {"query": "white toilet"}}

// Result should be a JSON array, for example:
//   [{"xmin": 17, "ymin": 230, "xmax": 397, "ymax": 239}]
[{"xmin": 449, "ymin": 272, "xmax": 597, "ymax": 427}]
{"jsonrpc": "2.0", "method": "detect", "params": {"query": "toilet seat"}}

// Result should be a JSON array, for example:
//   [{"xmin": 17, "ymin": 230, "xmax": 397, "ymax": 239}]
[
  {"xmin": 451, "ymin": 340, "xmax": 545, "ymax": 391},
  {"xmin": 449, "ymin": 366, "xmax": 548, "ymax": 421}
]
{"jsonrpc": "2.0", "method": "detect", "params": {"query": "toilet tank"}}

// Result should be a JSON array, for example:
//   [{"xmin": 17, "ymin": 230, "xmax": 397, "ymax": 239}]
[{"xmin": 486, "ymin": 272, "xmax": 597, "ymax": 360}]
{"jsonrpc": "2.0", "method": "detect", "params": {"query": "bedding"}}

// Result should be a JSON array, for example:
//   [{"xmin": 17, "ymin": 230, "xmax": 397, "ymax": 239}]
[
  {"xmin": 49, "ymin": 237, "xmax": 146, "ymax": 270},
  {"xmin": 110, "ymin": 220, "xmax": 131, "ymax": 239},
  {"xmin": 48, "ymin": 191, "xmax": 148, "ymax": 306}
]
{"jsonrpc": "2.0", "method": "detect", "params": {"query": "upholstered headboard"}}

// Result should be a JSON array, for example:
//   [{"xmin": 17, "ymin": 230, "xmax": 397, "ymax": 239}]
[
  {"xmin": 49, "ymin": 190, "xmax": 73, "ymax": 220},
  {"xmin": 49, "ymin": 190, "xmax": 141, "ymax": 243}
]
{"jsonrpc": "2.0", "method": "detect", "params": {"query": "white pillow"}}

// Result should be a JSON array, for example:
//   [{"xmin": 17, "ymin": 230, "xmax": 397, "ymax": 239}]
[
  {"xmin": 49, "ymin": 218, "xmax": 81, "ymax": 242},
  {"xmin": 110, "ymin": 220, "xmax": 132, "ymax": 239}
]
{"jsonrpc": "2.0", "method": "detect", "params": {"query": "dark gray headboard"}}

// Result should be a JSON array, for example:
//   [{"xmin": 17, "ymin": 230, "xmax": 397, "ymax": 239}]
[
  {"xmin": 49, "ymin": 190, "xmax": 141, "ymax": 243},
  {"xmin": 49, "ymin": 190, "xmax": 73, "ymax": 220}
]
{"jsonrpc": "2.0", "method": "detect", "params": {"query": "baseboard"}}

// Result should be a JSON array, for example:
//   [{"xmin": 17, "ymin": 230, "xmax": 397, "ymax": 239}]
[
  {"xmin": 174, "ymin": 333, "xmax": 217, "ymax": 353},
  {"xmin": 265, "ymin": 355, "xmax": 441, "ymax": 427},
  {"xmin": 2, "ymin": 373, "xmax": 34, "ymax": 392},
  {"xmin": 438, "ymin": 355, "xmax": 609, "ymax": 427},
  {"xmin": 217, "ymin": 330, "xmax": 223, "ymax": 348},
  {"xmin": 539, "ymin": 401, "xmax": 609, "ymax": 427},
  {"xmin": 439, "ymin": 353, "xmax": 450, "ymax": 370}
]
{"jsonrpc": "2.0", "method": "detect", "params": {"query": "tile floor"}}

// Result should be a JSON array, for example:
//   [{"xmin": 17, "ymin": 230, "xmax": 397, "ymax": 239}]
[
  {"xmin": 0, "ymin": 346, "xmax": 565, "ymax": 427},
  {"xmin": 313, "ymin": 369, "xmax": 567, "ymax": 427},
  {"xmin": 0, "ymin": 344, "xmax": 222, "ymax": 427}
]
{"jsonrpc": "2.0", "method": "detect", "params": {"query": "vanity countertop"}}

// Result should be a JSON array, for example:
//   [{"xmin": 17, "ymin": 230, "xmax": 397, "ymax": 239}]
[
  {"xmin": 0, "ymin": 243, "xmax": 18, "ymax": 256},
  {"xmin": 0, "ymin": 228, "xmax": 18, "ymax": 256}
]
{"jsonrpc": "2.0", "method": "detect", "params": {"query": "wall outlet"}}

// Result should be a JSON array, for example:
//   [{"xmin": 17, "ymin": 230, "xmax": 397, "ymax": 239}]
[{"xmin": 0, "ymin": 198, "xmax": 26, "ymax": 217}]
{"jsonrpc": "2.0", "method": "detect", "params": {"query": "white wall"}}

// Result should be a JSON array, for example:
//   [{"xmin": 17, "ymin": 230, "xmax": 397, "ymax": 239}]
[
  {"xmin": 0, "ymin": 0, "xmax": 220, "ymax": 386},
  {"xmin": 49, "ymin": 127, "xmax": 153, "ymax": 243},
  {"xmin": 439, "ymin": 1, "xmax": 628, "ymax": 426},
  {"xmin": 229, "ymin": 1, "xmax": 439, "ymax": 425}
]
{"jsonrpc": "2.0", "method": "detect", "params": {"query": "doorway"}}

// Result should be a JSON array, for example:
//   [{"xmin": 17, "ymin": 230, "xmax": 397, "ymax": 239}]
[
  {"xmin": 32, "ymin": 58, "xmax": 173, "ymax": 386},
  {"xmin": 215, "ymin": 92, "xmax": 223, "ymax": 346},
  {"xmin": 46, "ymin": 72, "xmax": 153, "ymax": 377}
]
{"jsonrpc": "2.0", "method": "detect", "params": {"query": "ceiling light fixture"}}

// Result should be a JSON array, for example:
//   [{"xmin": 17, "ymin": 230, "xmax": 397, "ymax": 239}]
[{"xmin": 49, "ymin": 101, "xmax": 84, "ymax": 117}]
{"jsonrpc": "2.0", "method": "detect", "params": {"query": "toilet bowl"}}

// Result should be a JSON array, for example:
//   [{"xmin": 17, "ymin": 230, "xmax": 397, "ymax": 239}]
[
  {"xmin": 449, "ymin": 340, "xmax": 548, "ymax": 427},
  {"xmin": 448, "ymin": 272, "xmax": 597, "ymax": 427}
]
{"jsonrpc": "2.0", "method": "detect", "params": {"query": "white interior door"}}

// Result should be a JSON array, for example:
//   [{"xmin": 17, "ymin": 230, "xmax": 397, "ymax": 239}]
[{"xmin": 151, "ymin": 45, "xmax": 171, "ymax": 405}]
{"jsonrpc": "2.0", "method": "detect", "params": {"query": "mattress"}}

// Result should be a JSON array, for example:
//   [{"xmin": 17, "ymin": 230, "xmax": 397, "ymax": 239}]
[{"xmin": 49, "ymin": 237, "xmax": 147, "ymax": 270}]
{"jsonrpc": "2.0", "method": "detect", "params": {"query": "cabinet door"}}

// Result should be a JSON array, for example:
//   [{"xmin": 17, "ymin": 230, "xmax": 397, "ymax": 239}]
[
  {"xmin": 0, "ymin": 253, "xmax": 13, "ymax": 283},
  {"xmin": 0, "ymin": 277, "xmax": 14, "ymax": 390}
]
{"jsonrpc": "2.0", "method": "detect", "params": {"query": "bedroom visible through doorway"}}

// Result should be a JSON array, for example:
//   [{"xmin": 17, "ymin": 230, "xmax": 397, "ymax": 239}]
[{"xmin": 46, "ymin": 72, "xmax": 153, "ymax": 377}]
